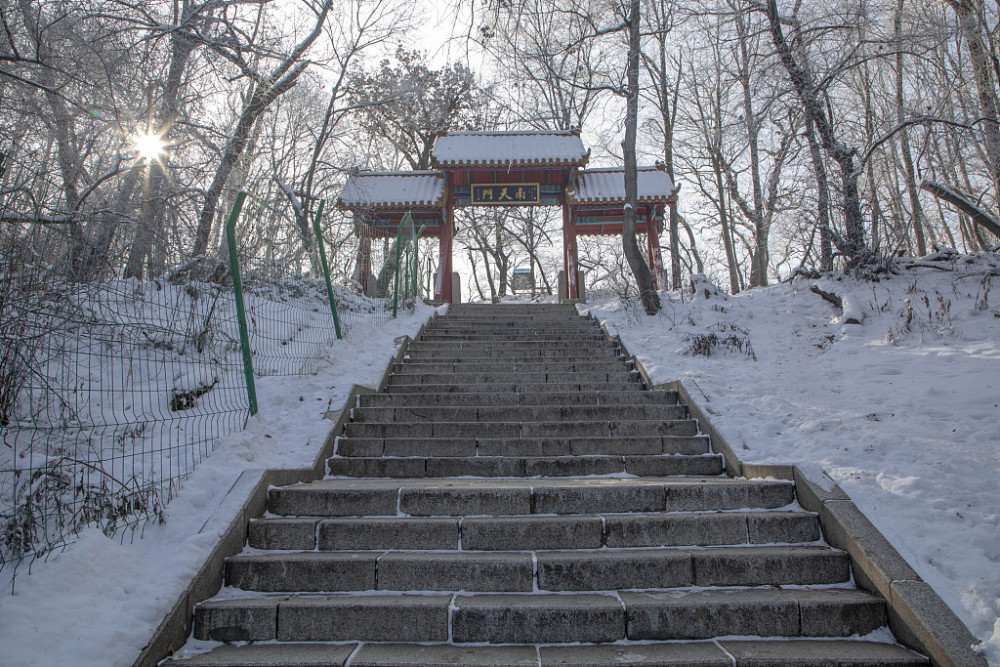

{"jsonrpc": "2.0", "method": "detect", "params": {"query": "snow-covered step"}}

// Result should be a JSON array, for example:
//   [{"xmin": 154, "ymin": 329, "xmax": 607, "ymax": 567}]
[
  {"xmin": 334, "ymin": 435, "xmax": 711, "ymax": 457},
  {"xmin": 247, "ymin": 510, "xmax": 822, "ymax": 551},
  {"xmin": 326, "ymin": 453, "xmax": 725, "ymax": 478},
  {"xmin": 357, "ymin": 389, "xmax": 679, "ymax": 407},
  {"xmin": 385, "ymin": 370, "xmax": 642, "ymax": 386},
  {"xmin": 382, "ymin": 381, "xmax": 647, "ymax": 394},
  {"xmin": 169, "ymin": 639, "xmax": 927, "ymax": 666},
  {"xmin": 350, "ymin": 403, "xmax": 687, "ymax": 423},
  {"xmin": 193, "ymin": 588, "xmax": 887, "ymax": 643},
  {"xmin": 265, "ymin": 477, "xmax": 795, "ymax": 517},
  {"xmin": 388, "ymin": 360, "xmax": 634, "ymax": 374},
  {"xmin": 224, "ymin": 545, "xmax": 850, "ymax": 593}
]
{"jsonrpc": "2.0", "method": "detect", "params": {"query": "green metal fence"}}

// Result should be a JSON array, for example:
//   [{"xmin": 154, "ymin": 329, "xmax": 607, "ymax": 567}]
[{"xmin": 0, "ymin": 148, "xmax": 425, "ymax": 582}]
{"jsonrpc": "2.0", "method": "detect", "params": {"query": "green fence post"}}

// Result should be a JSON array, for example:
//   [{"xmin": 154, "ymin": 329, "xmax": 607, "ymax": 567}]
[
  {"xmin": 225, "ymin": 191, "xmax": 258, "ymax": 417},
  {"xmin": 312, "ymin": 200, "xmax": 343, "ymax": 340}
]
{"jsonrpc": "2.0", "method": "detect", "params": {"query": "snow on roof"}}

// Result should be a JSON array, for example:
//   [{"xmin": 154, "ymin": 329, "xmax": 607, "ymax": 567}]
[
  {"xmin": 337, "ymin": 171, "xmax": 445, "ymax": 209},
  {"xmin": 568, "ymin": 166, "xmax": 679, "ymax": 205},
  {"xmin": 431, "ymin": 130, "xmax": 589, "ymax": 168}
]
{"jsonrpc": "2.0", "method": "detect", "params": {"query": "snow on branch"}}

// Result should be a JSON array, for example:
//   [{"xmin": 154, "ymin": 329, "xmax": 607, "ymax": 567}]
[{"xmin": 275, "ymin": 177, "xmax": 304, "ymax": 220}]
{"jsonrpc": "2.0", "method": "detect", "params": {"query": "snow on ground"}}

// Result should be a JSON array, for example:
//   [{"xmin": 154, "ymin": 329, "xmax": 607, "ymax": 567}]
[
  {"xmin": 582, "ymin": 254, "xmax": 1000, "ymax": 664},
  {"xmin": 0, "ymin": 303, "xmax": 434, "ymax": 667}
]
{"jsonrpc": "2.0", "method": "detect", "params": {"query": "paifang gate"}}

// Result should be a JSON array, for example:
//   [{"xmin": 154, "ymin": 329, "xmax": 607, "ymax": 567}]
[{"xmin": 337, "ymin": 129, "xmax": 679, "ymax": 303}]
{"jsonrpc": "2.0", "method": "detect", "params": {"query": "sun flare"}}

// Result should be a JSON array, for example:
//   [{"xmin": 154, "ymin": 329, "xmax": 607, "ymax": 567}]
[{"xmin": 133, "ymin": 131, "xmax": 165, "ymax": 162}]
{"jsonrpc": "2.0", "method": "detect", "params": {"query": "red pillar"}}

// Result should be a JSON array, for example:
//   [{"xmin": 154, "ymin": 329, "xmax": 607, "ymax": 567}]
[
  {"xmin": 435, "ymin": 205, "xmax": 454, "ymax": 302},
  {"xmin": 562, "ymin": 201, "xmax": 579, "ymax": 299}
]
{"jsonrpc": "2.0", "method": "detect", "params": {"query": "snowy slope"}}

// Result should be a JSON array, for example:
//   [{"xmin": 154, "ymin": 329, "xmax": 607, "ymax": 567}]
[
  {"xmin": 582, "ymin": 254, "xmax": 1000, "ymax": 664},
  {"xmin": 0, "ymin": 303, "xmax": 434, "ymax": 667}
]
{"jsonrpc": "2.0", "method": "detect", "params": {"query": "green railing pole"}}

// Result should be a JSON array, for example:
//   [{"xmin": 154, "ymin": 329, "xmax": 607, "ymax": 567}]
[
  {"xmin": 312, "ymin": 200, "xmax": 343, "ymax": 340},
  {"xmin": 225, "ymin": 191, "xmax": 258, "ymax": 416},
  {"xmin": 392, "ymin": 217, "xmax": 404, "ymax": 318}
]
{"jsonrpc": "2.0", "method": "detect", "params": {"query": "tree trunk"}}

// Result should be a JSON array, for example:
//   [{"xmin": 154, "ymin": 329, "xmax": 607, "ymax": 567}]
[
  {"xmin": 920, "ymin": 179, "xmax": 1000, "ymax": 240},
  {"xmin": 764, "ymin": 0, "xmax": 867, "ymax": 264},
  {"xmin": 126, "ymin": 6, "xmax": 198, "ymax": 279},
  {"xmin": 191, "ymin": 0, "xmax": 332, "ymax": 257},
  {"xmin": 895, "ymin": 0, "xmax": 927, "ymax": 257},
  {"xmin": 622, "ymin": 0, "xmax": 659, "ymax": 314},
  {"xmin": 712, "ymin": 149, "xmax": 741, "ymax": 294},
  {"xmin": 946, "ymin": 0, "xmax": 1000, "ymax": 196},
  {"xmin": 734, "ymin": 7, "xmax": 768, "ymax": 287}
]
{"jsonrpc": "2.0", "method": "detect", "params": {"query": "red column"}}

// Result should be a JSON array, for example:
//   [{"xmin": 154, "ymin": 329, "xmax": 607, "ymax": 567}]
[
  {"xmin": 562, "ymin": 201, "xmax": 579, "ymax": 299},
  {"xmin": 435, "ymin": 205, "xmax": 454, "ymax": 302}
]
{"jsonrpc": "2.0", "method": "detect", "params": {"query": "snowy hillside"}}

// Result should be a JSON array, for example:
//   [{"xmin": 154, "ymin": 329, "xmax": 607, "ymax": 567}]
[
  {"xmin": 584, "ymin": 253, "xmax": 1000, "ymax": 663},
  {"xmin": 0, "ymin": 304, "xmax": 434, "ymax": 666}
]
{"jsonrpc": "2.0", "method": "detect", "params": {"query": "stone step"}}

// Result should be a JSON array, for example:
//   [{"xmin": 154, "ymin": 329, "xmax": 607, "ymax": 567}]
[
  {"xmin": 383, "ymin": 381, "xmax": 646, "ymax": 394},
  {"xmin": 425, "ymin": 320, "xmax": 598, "ymax": 329},
  {"xmin": 446, "ymin": 305, "xmax": 578, "ymax": 314},
  {"xmin": 407, "ymin": 340, "xmax": 619, "ymax": 352},
  {"xmin": 357, "ymin": 390, "xmax": 679, "ymax": 408},
  {"xmin": 390, "ymin": 361, "xmax": 632, "ymax": 375},
  {"xmin": 351, "ymin": 404, "xmax": 686, "ymax": 424},
  {"xmin": 193, "ymin": 588, "xmax": 886, "ymax": 643},
  {"xmin": 266, "ymin": 477, "xmax": 796, "ymax": 517},
  {"xmin": 342, "ymin": 419, "xmax": 699, "ymax": 440},
  {"xmin": 424, "ymin": 320, "xmax": 599, "ymax": 329},
  {"xmin": 223, "ymin": 545, "xmax": 850, "ymax": 593},
  {"xmin": 326, "ymin": 453, "xmax": 724, "ymax": 478},
  {"xmin": 418, "ymin": 331, "xmax": 606, "ymax": 340},
  {"xmin": 335, "ymin": 435, "xmax": 711, "ymax": 458},
  {"xmin": 248, "ymin": 510, "xmax": 821, "ymax": 551},
  {"xmin": 170, "ymin": 638, "xmax": 928, "ymax": 666},
  {"xmin": 386, "ymin": 371, "xmax": 641, "ymax": 386},
  {"xmin": 404, "ymin": 350, "xmax": 622, "ymax": 362}
]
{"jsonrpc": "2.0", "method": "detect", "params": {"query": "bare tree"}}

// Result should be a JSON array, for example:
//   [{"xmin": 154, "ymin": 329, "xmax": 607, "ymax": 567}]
[
  {"xmin": 191, "ymin": 0, "xmax": 334, "ymax": 258},
  {"xmin": 759, "ymin": 0, "xmax": 868, "ymax": 266}
]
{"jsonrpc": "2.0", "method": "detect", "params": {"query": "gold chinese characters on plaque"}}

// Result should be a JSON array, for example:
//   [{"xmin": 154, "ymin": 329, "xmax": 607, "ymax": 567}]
[{"xmin": 471, "ymin": 183, "xmax": 541, "ymax": 205}]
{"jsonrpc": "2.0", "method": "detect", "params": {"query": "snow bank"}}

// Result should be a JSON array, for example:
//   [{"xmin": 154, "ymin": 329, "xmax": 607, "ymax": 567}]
[{"xmin": 583, "ymin": 256, "xmax": 1000, "ymax": 664}]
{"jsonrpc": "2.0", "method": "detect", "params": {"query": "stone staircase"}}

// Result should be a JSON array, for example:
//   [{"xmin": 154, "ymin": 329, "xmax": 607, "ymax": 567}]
[{"xmin": 176, "ymin": 304, "xmax": 928, "ymax": 666}]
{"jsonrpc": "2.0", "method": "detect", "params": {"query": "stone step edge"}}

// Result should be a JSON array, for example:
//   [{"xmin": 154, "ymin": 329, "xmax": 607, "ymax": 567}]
[
  {"xmin": 192, "ymin": 588, "xmax": 889, "ymax": 643},
  {"xmin": 166, "ymin": 638, "xmax": 928, "ymax": 666},
  {"xmin": 222, "ymin": 546, "xmax": 852, "ymax": 593},
  {"xmin": 248, "ymin": 510, "xmax": 821, "ymax": 551}
]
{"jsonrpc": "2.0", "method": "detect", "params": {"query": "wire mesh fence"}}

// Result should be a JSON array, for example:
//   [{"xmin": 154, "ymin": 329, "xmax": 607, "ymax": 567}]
[{"xmin": 0, "ymin": 150, "xmax": 428, "ymax": 582}]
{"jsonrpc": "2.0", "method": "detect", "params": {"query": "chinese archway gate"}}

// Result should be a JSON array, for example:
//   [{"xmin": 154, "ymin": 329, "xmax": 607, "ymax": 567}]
[{"xmin": 337, "ymin": 129, "xmax": 678, "ymax": 303}]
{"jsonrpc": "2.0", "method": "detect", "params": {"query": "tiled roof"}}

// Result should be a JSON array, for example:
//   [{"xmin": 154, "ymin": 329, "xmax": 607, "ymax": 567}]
[
  {"xmin": 568, "ymin": 166, "xmax": 679, "ymax": 205},
  {"xmin": 431, "ymin": 130, "xmax": 589, "ymax": 167},
  {"xmin": 337, "ymin": 171, "xmax": 445, "ymax": 209}
]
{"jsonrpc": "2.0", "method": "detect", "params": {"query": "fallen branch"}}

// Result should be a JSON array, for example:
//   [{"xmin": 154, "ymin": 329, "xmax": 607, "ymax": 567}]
[
  {"xmin": 810, "ymin": 285, "xmax": 842, "ymax": 309},
  {"xmin": 810, "ymin": 285, "xmax": 864, "ymax": 324},
  {"xmin": 920, "ymin": 180, "xmax": 1000, "ymax": 240}
]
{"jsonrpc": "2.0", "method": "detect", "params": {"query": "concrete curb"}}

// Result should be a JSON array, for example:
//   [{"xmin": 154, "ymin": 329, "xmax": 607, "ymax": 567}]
[
  {"xmin": 133, "ymin": 317, "xmax": 431, "ymax": 667},
  {"xmin": 584, "ymin": 310, "xmax": 984, "ymax": 667}
]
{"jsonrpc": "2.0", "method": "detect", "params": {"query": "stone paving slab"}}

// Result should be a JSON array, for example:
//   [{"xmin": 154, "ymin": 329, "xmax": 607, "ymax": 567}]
[{"xmin": 169, "ymin": 643, "xmax": 356, "ymax": 665}]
